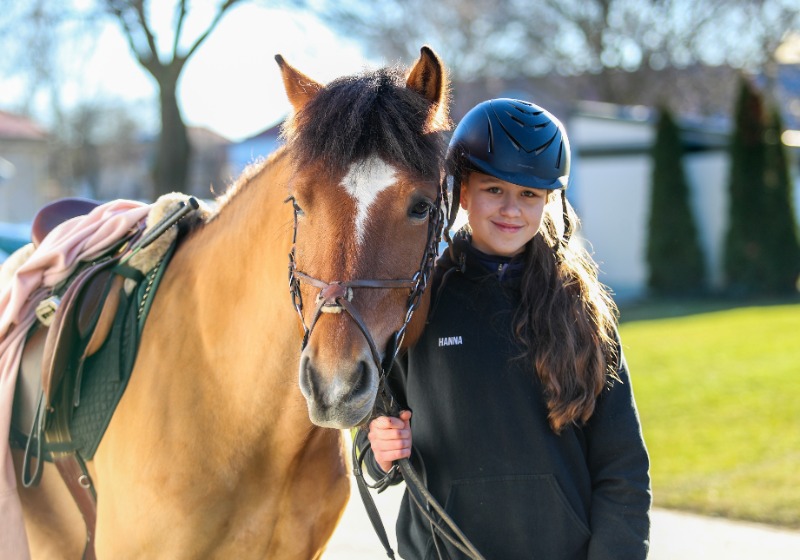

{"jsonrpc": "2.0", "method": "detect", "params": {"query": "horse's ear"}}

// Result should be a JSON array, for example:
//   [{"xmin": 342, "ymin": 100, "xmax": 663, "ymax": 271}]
[
  {"xmin": 406, "ymin": 46, "xmax": 449, "ymax": 130},
  {"xmin": 275, "ymin": 54, "xmax": 324, "ymax": 112}
]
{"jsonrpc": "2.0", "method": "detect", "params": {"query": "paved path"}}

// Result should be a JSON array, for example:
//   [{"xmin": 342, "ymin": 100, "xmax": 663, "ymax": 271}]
[{"xmin": 323, "ymin": 475, "xmax": 800, "ymax": 559}]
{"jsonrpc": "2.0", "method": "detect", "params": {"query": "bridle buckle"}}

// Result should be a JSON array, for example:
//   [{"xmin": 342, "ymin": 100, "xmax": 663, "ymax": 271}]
[{"xmin": 316, "ymin": 282, "xmax": 353, "ymax": 314}]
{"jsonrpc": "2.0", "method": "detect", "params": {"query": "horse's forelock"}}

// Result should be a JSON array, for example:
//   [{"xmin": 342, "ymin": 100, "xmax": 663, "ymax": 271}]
[{"xmin": 284, "ymin": 66, "xmax": 446, "ymax": 180}]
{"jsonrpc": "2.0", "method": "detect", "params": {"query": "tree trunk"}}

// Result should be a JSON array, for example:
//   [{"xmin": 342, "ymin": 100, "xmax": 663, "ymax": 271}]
[{"xmin": 153, "ymin": 68, "xmax": 191, "ymax": 199}]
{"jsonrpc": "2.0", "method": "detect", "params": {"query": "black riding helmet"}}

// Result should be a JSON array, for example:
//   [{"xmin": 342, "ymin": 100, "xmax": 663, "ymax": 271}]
[
  {"xmin": 447, "ymin": 98, "xmax": 570, "ymax": 190},
  {"xmin": 444, "ymin": 98, "xmax": 574, "ymax": 249}
]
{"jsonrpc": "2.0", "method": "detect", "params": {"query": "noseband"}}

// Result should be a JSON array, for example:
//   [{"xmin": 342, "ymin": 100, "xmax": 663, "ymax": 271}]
[{"xmin": 286, "ymin": 181, "xmax": 444, "ymax": 379}]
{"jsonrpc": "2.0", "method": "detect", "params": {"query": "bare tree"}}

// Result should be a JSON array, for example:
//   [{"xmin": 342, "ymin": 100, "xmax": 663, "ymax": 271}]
[
  {"xmin": 312, "ymin": 0, "xmax": 800, "ymax": 116},
  {"xmin": 1, "ymin": 1, "xmax": 305, "ymax": 199},
  {"xmin": 103, "ymin": 0, "xmax": 242, "ymax": 197}
]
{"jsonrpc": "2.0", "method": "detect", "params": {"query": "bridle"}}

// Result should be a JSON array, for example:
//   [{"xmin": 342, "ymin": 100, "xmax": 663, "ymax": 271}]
[
  {"xmin": 285, "ymin": 180, "xmax": 443, "ymax": 380},
  {"xmin": 285, "ymin": 173, "xmax": 486, "ymax": 560}
]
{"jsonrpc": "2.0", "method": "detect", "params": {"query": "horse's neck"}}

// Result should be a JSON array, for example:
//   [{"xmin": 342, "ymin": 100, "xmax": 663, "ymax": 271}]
[{"xmin": 144, "ymin": 152, "xmax": 312, "ymax": 448}]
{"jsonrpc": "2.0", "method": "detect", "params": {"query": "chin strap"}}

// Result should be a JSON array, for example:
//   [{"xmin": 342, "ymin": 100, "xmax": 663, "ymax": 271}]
[{"xmin": 561, "ymin": 189, "xmax": 573, "ymax": 244}]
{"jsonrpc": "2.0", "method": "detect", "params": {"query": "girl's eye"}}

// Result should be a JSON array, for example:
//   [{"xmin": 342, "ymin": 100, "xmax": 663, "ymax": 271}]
[
  {"xmin": 486, "ymin": 186, "xmax": 501, "ymax": 194},
  {"xmin": 409, "ymin": 199, "xmax": 432, "ymax": 219}
]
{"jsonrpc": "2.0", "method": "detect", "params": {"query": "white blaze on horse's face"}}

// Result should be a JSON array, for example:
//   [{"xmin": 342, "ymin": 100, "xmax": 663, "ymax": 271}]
[{"xmin": 341, "ymin": 157, "xmax": 398, "ymax": 245}]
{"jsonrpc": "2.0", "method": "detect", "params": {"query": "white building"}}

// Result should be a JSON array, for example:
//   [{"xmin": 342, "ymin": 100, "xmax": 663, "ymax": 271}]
[{"xmin": 568, "ymin": 103, "xmax": 733, "ymax": 301}]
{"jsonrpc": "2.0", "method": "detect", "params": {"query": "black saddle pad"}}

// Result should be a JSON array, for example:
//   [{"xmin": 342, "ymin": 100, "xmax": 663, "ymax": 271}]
[{"xmin": 69, "ymin": 284, "xmax": 140, "ymax": 459}]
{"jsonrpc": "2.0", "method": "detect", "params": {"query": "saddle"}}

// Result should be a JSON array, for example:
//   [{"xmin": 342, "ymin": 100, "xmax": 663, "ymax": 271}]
[
  {"xmin": 13, "ymin": 202, "xmax": 140, "ymax": 560},
  {"xmin": 31, "ymin": 197, "xmax": 102, "ymax": 248},
  {"xmin": 11, "ymin": 196, "xmax": 197, "ymax": 560},
  {"xmin": 13, "ymin": 199, "xmax": 133, "ymax": 438}
]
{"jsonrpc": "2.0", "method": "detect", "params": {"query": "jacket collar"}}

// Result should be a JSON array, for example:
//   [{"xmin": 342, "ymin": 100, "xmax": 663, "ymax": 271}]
[{"xmin": 443, "ymin": 229, "xmax": 526, "ymax": 285}]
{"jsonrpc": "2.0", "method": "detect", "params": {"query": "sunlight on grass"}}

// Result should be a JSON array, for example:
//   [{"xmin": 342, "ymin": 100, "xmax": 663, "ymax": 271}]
[{"xmin": 619, "ymin": 302, "xmax": 800, "ymax": 528}]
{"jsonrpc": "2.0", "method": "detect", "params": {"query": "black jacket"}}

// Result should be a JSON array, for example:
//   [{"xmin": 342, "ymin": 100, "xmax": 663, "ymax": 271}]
[{"xmin": 361, "ymin": 237, "xmax": 651, "ymax": 560}]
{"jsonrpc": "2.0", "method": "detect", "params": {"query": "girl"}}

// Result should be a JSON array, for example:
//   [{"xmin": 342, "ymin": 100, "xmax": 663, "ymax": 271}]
[{"xmin": 361, "ymin": 98, "xmax": 651, "ymax": 560}]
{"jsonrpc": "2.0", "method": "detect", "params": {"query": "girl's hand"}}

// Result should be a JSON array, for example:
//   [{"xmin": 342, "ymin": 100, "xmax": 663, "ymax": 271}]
[{"xmin": 368, "ymin": 410, "xmax": 412, "ymax": 473}]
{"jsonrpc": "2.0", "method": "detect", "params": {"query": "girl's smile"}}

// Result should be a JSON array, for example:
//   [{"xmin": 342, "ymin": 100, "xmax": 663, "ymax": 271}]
[{"xmin": 460, "ymin": 171, "xmax": 548, "ymax": 257}]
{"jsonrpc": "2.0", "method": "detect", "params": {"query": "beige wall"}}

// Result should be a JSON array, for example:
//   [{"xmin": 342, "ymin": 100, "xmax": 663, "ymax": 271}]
[{"xmin": 0, "ymin": 138, "xmax": 52, "ymax": 223}]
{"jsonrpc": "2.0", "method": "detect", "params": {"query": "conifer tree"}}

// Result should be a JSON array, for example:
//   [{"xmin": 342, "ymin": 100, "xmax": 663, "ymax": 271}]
[
  {"xmin": 761, "ymin": 105, "xmax": 800, "ymax": 293},
  {"xmin": 724, "ymin": 77, "xmax": 800, "ymax": 295},
  {"xmin": 646, "ymin": 107, "xmax": 706, "ymax": 295},
  {"xmin": 724, "ymin": 77, "xmax": 769, "ymax": 294}
]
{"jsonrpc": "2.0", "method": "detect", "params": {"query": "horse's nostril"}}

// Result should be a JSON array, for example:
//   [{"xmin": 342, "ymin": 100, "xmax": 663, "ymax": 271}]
[
  {"xmin": 348, "ymin": 360, "xmax": 371, "ymax": 400},
  {"xmin": 300, "ymin": 356, "xmax": 320, "ymax": 401}
]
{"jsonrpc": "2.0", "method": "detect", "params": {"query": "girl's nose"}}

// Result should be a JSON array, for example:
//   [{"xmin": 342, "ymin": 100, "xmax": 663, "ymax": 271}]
[{"xmin": 499, "ymin": 194, "xmax": 521, "ymax": 216}]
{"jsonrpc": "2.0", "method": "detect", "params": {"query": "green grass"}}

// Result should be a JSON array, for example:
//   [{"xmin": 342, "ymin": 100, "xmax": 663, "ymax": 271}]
[{"xmin": 618, "ymin": 300, "xmax": 800, "ymax": 528}]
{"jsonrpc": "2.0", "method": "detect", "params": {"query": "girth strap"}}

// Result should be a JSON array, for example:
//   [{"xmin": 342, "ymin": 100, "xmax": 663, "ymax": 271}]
[
  {"xmin": 22, "ymin": 374, "xmax": 98, "ymax": 560},
  {"xmin": 46, "ymin": 326, "xmax": 98, "ymax": 560},
  {"xmin": 51, "ymin": 455, "xmax": 96, "ymax": 560},
  {"xmin": 49, "ymin": 414, "xmax": 97, "ymax": 560}
]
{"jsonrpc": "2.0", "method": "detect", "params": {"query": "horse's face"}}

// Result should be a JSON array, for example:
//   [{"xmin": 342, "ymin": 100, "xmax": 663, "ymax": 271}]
[
  {"xmin": 277, "ymin": 47, "xmax": 449, "ymax": 428},
  {"xmin": 290, "ymin": 161, "xmax": 439, "ymax": 427}
]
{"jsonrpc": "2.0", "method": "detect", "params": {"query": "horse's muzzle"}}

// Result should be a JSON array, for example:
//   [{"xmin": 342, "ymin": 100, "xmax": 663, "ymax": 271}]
[{"xmin": 298, "ymin": 352, "xmax": 377, "ymax": 428}]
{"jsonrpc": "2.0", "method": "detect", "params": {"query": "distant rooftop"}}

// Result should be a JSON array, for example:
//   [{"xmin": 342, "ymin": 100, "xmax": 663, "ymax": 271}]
[
  {"xmin": 188, "ymin": 126, "xmax": 232, "ymax": 147},
  {"xmin": 0, "ymin": 110, "xmax": 48, "ymax": 140}
]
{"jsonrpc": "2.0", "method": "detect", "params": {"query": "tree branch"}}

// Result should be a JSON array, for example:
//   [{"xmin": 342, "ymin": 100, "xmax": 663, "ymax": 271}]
[
  {"xmin": 103, "ymin": 0, "xmax": 160, "ymax": 70},
  {"xmin": 172, "ymin": 0, "xmax": 187, "ymax": 59},
  {"xmin": 131, "ymin": 0, "xmax": 160, "ymax": 65},
  {"xmin": 181, "ymin": 0, "xmax": 241, "ymax": 62}
]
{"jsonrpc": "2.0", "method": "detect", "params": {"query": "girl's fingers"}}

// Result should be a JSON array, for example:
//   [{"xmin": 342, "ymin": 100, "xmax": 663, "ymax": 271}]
[
  {"xmin": 370, "ymin": 437, "xmax": 410, "ymax": 451},
  {"xmin": 369, "ymin": 410, "xmax": 412, "ymax": 472},
  {"xmin": 370, "ymin": 412, "xmax": 410, "ymax": 430}
]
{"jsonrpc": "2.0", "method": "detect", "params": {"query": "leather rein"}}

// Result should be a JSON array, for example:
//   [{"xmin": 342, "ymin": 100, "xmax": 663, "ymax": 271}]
[{"xmin": 285, "ymin": 181, "xmax": 486, "ymax": 560}]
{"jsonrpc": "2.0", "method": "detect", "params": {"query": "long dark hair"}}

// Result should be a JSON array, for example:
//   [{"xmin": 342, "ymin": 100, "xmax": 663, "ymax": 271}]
[{"xmin": 515, "ymin": 197, "xmax": 620, "ymax": 433}]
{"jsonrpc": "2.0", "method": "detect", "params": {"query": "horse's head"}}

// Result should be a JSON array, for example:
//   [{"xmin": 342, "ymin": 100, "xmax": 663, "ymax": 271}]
[{"xmin": 276, "ymin": 47, "xmax": 450, "ymax": 428}]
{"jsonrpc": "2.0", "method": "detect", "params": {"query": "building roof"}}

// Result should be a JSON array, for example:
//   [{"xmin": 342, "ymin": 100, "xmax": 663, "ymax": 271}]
[
  {"xmin": 188, "ymin": 126, "xmax": 232, "ymax": 148},
  {"xmin": 240, "ymin": 122, "xmax": 282, "ymax": 143},
  {"xmin": 0, "ymin": 110, "xmax": 48, "ymax": 140}
]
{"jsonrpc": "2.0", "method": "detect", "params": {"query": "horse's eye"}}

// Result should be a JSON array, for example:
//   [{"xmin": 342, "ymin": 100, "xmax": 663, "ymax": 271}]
[
  {"xmin": 409, "ymin": 199, "xmax": 432, "ymax": 220},
  {"xmin": 286, "ymin": 195, "xmax": 306, "ymax": 217}
]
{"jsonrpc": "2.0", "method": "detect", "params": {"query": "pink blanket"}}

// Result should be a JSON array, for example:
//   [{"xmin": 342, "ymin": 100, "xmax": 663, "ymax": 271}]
[{"xmin": 0, "ymin": 199, "xmax": 150, "ymax": 559}]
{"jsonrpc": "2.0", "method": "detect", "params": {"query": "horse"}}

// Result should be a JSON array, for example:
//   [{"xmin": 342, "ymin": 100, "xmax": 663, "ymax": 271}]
[{"xmin": 10, "ymin": 46, "xmax": 449, "ymax": 558}]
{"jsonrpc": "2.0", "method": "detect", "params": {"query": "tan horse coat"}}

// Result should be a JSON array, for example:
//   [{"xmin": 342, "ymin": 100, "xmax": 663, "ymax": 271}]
[{"xmin": 16, "ymin": 149, "xmax": 348, "ymax": 558}]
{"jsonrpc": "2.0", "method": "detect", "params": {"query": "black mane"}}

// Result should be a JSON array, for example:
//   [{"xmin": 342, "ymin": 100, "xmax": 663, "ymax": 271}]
[{"xmin": 284, "ymin": 66, "xmax": 445, "ymax": 179}]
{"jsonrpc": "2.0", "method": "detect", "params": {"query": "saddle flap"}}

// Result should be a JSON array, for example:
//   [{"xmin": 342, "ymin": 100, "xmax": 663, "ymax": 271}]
[
  {"xmin": 12, "ymin": 327, "xmax": 47, "ymax": 436},
  {"xmin": 41, "ymin": 258, "xmax": 120, "ymax": 405},
  {"xmin": 75, "ymin": 267, "xmax": 115, "ymax": 339},
  {"xmin": 83, "ymin": 275, "xmax": 125, "ymax": 357}
]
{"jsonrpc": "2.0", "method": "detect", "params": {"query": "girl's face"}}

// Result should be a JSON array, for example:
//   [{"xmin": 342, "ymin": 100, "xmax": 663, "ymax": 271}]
[{"xmin": 460, "ymin": 171, "xmax": 548, "ymax": 257}]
